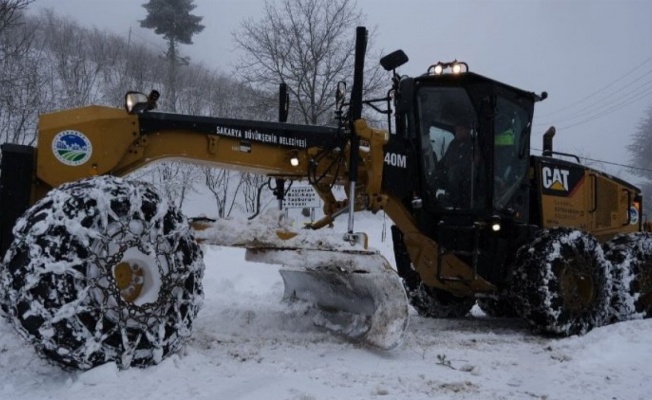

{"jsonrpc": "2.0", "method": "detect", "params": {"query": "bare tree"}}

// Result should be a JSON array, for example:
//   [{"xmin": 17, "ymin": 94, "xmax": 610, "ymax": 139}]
[
  {"xmin": 240, "ymin": 172, "xmax": 269, "ymax": 213},
  {"xmin": 0, "ymin": 0, "xmax": 34, "ymax": 65},
  {"xmin": 0, "ymin": 43, "xmax": 49, "ymax": 145},
  {"xmin": 0, "ymin": 0, "xmax": 33, "ymax": 36},
  {"xmin": 233, "ymin": 0, "xmax": 384, "ymax": 125},
  {"xmin": 40, "ymin": 11, "xmax": 106, "ymax": 108},
  {"xmin": 112, "ymin": 40, "xmax": 167, "ymax": 107},
  {"xmin": 149, "ymin": 162, "xmax": 200, "ymax": 209},
  {"xmin": 0, "ymin": 3, "xmax": 47, "ymax": 146},
  {"xmin": 628, "ymin": 106, "xmax": 652, "ymax": 176},
  {"xmin": 0, "ymin": 6, "xmax": 285, "ymax": 215},
  {"xmin": 628, "ymin": 105, "xmax": 652, "ymax": 218},
  {"xmin": 202, "ymin": 167, "xmax": 244, "ymax": 218}
]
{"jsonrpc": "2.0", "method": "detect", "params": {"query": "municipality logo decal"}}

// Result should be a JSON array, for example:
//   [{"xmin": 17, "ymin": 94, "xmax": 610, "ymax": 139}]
[
  {"xmin": 52, "ymin": 130, "xmax": 93, "ymax": 166},
  {"xmin": 629, "ymin": 206, "xmax": 639, "ymax": 225}
]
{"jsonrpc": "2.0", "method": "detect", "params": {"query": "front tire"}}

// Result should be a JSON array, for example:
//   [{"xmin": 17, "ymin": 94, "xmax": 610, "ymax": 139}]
[
  {"xmin": 0, "ymin": 176, "xmax": 204, "ymax": 369},
  {"xmin": 509, "ymin": 228, "xmax": 611, "ymax": 336}
]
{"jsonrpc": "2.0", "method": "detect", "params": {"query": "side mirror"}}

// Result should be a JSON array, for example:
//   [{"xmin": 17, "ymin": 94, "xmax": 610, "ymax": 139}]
[
  {"xmin": 380, "ymin": 50, "xmax": 409, "ymax": 72},
  {"xmin": 124, "ymin": 90, "xmax": 159, "ymax": 114},
  {"xmin": 335, "ymin": 81, "xmax": 346, "ymax": 109},
  {"xmin": 124, "ymin": 92, "xmax": 149, "ymax": 113}
]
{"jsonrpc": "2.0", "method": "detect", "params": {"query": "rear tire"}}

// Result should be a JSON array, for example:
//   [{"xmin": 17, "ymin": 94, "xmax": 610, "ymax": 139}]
[
  {"xmin": 0, "ymin": 176, "xmax": 204, "ymax": 370},
  {"xmin": 603, "ymin": 232, "xmax": 652, "ymax": 321},
  {"xmin": 476, "ymin": 295, "xmax": 518, "ymax": 318},
  {"xmin": 509, "ymin": 228, "xmax": 611, "ymax": 336},
  {"xmin": 391, "ymin": 226, "xmax": 474, "ymax": 318}
]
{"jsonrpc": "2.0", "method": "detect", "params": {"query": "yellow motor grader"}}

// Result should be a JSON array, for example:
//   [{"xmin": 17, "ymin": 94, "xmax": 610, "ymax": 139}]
[{"xmin": 0, "ymin": 27, "xmax": 650, "ymax": 370}]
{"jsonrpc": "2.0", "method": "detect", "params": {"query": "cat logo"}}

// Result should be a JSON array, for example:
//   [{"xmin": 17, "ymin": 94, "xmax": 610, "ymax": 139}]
[{"xmin": 542, "ymin": 166, "xmax": 570, "ymax": 191}]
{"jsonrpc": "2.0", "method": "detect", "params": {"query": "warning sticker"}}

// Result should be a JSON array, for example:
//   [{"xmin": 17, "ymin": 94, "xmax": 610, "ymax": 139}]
[{"xmin": 283, "ymin": 186, "xmax": 320, "ymax": 209}]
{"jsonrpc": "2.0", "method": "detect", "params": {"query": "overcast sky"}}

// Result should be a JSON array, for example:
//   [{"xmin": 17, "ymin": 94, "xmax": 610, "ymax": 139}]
[{"xmin": 31, "ymin": 0, "xmax": 652, "ymax": 183}]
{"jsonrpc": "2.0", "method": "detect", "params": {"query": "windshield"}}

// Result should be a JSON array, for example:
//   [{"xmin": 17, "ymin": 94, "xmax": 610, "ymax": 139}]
[{"xmin": 417, "ymin": 87, "xmax": 483, "ymax": 210}]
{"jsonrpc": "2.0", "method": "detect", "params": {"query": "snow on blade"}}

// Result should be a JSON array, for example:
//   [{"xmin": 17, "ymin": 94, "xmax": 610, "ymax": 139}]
[{"xmin": 247, "ymin": 248, "xmax": 408, "ymax": 350}]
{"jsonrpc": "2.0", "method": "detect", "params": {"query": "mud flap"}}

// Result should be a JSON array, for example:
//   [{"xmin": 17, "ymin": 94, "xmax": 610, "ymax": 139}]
[{"xmin": 246, "ymin": 248, "xmax": 409, "ymax": 350}]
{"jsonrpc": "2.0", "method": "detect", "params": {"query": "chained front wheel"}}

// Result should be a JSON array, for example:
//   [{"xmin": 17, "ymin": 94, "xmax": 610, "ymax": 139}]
[{"xmin": 0, "ymin": 176, "xmax": 204, "ymax": 369}]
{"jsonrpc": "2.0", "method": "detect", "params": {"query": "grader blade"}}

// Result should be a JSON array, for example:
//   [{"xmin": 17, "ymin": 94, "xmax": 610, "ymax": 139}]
[
  {"xmin": 192, "ymin": 213, "xmax": 409, "ymax": 349},
  {"xmin": 246, "ymin": 248, "xmax": 409, "ymax": 350}
]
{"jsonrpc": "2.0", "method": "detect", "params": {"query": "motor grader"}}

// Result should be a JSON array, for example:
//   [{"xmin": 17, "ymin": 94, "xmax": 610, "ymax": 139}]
[{"xmin": 0, "ymin": 27, "xmax": 650, "ymax": 370}]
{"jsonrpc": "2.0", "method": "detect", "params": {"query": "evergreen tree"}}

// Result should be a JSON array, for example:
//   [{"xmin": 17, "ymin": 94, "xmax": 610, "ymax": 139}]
[{"xmin": 140, "ymin": 0, "xmax": 204, "ymax": 110}]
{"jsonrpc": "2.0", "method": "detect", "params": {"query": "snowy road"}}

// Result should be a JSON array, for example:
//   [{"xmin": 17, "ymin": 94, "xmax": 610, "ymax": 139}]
[{"xmin": 1, "ymin": 240, "xmax": 651, "ymax": 400}]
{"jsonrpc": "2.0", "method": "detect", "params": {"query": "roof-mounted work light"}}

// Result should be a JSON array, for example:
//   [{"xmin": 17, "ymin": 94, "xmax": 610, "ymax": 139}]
[{"xmin": 427, "ymin": 60, "xmax": 469, "ymax": 76}]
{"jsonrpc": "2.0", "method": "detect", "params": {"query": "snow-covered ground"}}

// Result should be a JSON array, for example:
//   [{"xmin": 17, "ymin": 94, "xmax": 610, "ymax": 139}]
[{"xmin": 1, "ymin": 212, "xmax": 651, "ymax": 400}]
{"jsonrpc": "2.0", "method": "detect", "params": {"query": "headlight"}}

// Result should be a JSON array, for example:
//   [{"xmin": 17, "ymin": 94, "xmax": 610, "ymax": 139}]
[
  {"xmin": 490, "ymin": 215, "xmax": 501, "ymax": 232},
  {"xmin": 288, "ymin": 150, "xmax": 301, "ymax": 167}
]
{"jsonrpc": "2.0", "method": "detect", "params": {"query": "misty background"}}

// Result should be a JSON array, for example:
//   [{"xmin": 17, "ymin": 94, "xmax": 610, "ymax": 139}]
[{"xmin": 2, "ymin": 0, "xmax": 652, "ymax": 217}]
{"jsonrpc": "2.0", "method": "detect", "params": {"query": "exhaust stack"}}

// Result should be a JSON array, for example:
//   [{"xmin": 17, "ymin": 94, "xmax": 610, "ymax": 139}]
[{"xmin": 542, "ymin": 126, "xmax": 556, "ymax": 156}]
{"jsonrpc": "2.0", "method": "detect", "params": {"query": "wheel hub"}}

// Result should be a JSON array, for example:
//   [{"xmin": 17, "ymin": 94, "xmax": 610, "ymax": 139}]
[
  {"xmin": 559, "ymin": 258, "xmax": 595, "ymax": 312},
  {"xmin": 114, "ymin": 262, "xmax": 144, "ymax": 303}
]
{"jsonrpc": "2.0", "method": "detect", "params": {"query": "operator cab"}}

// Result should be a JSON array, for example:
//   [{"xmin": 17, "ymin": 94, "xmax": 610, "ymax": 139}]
[
  {"xmin": 393, "ymin": 60, "xmax": 543, "ymax": 230},
  {"xmin": 383, "ymin": 60, "xmax": 546, "ymax": 281}
]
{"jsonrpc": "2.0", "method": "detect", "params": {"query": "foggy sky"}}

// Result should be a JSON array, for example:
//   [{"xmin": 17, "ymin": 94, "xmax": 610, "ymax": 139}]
[{"xmin": 32, "ymin": 0, "xmax": 652, "ymax": 184}]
